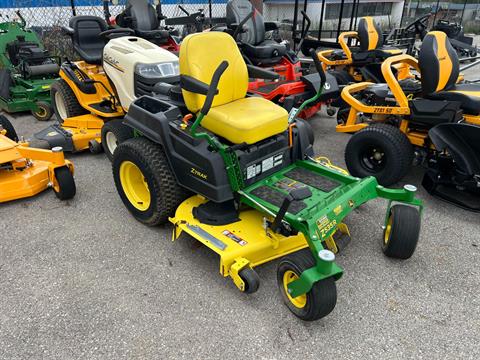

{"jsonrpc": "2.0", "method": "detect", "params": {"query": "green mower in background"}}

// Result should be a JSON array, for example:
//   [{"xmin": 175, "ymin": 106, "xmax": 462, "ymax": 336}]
[{"xmin": 0, "ymin": 11, "xmax": 60, "ymax": 121}]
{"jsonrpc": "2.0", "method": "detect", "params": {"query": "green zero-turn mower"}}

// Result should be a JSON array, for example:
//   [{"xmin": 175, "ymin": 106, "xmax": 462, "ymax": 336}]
[
  {"xmin": 112, "ymin": 31, "xmax": 423, "ymax": 321},
  {"xmin": 0, "ymin": 11, "xmax": 59, "ymax": 121}
]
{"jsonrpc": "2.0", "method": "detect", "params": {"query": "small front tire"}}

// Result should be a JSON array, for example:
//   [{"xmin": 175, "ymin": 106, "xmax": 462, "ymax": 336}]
[
  {"xmin": 32, "ymin": 101, "xmax": 53, "ymax": 121},
  {"xmin": 383, "ymin": 205, "xmax": 421, "ymax": 259},
  {"xmin": 277, "ymin": 249, "xmax": 337, "ymax": 321},
  {"xmin": 239, "ymin": 268, "xmax": 260, "ymax": 294},
  {"xmin": 101, "ymin": 119, "xmax": 134, "ymax": 161},
  {"xmin": 53, "ymin": 166, "xmax": 76, "ymax": 200}
]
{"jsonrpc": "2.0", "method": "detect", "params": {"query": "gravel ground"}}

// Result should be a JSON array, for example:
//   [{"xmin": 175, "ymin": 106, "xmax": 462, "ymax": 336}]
[{"xmin": 0, "ymin": 60, "xmax": 479, "ymax": 360}]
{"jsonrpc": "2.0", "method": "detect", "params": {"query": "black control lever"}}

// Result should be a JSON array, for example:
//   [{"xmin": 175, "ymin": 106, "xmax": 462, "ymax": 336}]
[{"xmin": 271, "ymin": 187, "xmax": 312, "ymax": 233}]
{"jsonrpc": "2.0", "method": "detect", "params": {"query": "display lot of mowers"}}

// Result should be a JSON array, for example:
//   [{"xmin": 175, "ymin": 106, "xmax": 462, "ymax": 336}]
[{"xmin": 0, "ymin": 1, "xmax": 479, "ymax": 358}]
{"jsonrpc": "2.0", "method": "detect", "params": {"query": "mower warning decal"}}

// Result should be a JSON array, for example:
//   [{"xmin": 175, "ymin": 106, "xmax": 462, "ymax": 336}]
[
  {"xmin": 245, "ymin": 153, "xmax": 283, "ymax": 180},
  {"xmin": 222, "ymin": 230, "xmax": 247, "ymax": 246}
]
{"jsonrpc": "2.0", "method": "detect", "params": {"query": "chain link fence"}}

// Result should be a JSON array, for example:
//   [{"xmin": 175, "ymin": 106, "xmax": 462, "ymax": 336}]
[{"xmin": 0, "ymin": 1, "xmax": 229, "ymax": 59}]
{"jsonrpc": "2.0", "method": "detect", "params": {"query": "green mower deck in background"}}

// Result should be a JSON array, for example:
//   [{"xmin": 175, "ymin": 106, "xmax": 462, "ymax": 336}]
[{"xmin": 0, "ymin": 11, "xmax": 59, "ymax": 120}]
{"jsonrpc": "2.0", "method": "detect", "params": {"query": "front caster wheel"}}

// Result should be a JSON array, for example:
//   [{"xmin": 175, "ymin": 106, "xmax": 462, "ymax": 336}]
[
  {"xmin": 101, "ymin": 119, "xmax": 134, "ymax": 161},
  {"xmin": 32, "ymin": 101, "xmax": 53, "ymax": 121},
  {"xmin": 53, "ymin": 166, "xmax": 76, "ymax": 200},
  {"xmin": 239, "ymin": 268, "xmax": 260, "ymax": 294},
  {"xmin": 383, "ymin": 205, "xmax": 421, "ymax": 259},
  {"xmin": 88, "ymin": 139, "xmax": 103, "ymax": 154},
  {"xmin": 277, "ymin": 249, "xmax": 337, "ymax": 321}
]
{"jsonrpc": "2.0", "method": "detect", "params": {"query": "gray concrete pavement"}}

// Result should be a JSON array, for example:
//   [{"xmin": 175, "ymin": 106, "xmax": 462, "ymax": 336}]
[{"xmin": 1, "ymin": 71, "xmax": 479, "ymax": 359}]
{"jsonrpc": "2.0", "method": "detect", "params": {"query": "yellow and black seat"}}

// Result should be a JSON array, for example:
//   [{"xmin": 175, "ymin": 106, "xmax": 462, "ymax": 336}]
[
  {"xmin": 354, "ymin": 17, "xmax": 402, "ymax": 60},
  {"xmin": 419, "ymin": 31, "xmax": 480, "ymax": 115},
  {"xmin": 179, "ymin": 31, "xmax": 289, "ymax": 145}
]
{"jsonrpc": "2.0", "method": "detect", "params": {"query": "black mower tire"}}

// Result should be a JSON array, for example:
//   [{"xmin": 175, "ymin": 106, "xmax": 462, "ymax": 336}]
[
  {"xmin": 53, "ymin": 166, "xmax": 76, "ymax": 200},
  {"xmin": 0, "ymin": 69, "xmax": 12, "ymax": 100},
  {"xmin": 345, "ymin": 124, "xmax": 413, "ymax": 186},
  {"xmin": 51, "ymin": 79, "xmax": 86, "ymax": 122},
  {"xmin": 112, "ymin": 137, "xmax": 190, "ymax": 226},
  {"xmin": 101, "ymin": 119, "xmax": 134, "ymax": 161},
  {"xmin": 32, "ymin": 101, "xmax": 53, "ymax": 121},
  {"xmin": 277, "ymin": 249, "xmax": 337, "ymax": 321},
  {"xmin": 239, "ymin": 268, "xmax": 260, "ymax": 294},
  {"xmin": 0, "ymin": 115, "xmax": 18, "ymax": 141},
  {"xmin": 383, "ymin": 205, "xmax": 421, "ymax": 259}
]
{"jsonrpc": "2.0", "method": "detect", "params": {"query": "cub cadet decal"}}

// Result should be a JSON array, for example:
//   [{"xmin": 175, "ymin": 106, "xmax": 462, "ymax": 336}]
[
  {"xmin": 103, "ymin": 54, "xmax": 124, "ymax": 73},
  {"xmin": 191, "ymin": 167, "xmax": 207, "ymax": 180}
]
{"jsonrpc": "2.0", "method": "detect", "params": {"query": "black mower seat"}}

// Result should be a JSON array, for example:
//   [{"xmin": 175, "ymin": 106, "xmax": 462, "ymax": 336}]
[
  {"xmin": 242, "ymin": 40, "xmax": 287, "ymax": 65},
  {"xmin": 226, "ymin": 0, "xmax": 286, "ymax": 65},
  {"xmin": 419, "ymin": 31, "xmax": 480, "ymax": 116},
  {"xmin": 69, "ymin": 16, "xmax": 108, "ymax": 65}
]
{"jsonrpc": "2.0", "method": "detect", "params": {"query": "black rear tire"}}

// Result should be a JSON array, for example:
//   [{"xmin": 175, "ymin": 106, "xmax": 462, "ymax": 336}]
[
  {"xmin": 277, "ymin": 249, "xmax": 337, "ymax": 321},
  {"xmin": 53, "ymin": 166, "xmax": 76, "ymax": 200},
  {"xmin": 31, "ymin": 101, "xmax": 53, "ymax": 121},
  {"xmin": 112, "ymin": 137, "xmax": 190, "ymax": 226},
  {"xmin": 51, "ymin": 79, "xmax": 86, "ymax": 122},
  {"xmin": 345, "ymin": 124, "xmax": 413, "ymax": 186},
  {"xmin": 239, "ymin": 268, "xmax": 260, "ymax": 294},
  {"xmin": 101, "ymin": 119, "xmax": 134, "ymax": 161},
  {"xmin": 0, "ymin": 115, "xmax": 18, "ymax": 141},
  {"xmin": 383, "ymin": 205, "xmax": 421, "ymax": 259}
]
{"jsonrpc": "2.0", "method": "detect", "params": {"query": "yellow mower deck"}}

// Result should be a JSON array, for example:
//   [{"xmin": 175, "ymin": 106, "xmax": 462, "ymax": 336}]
[
  {"xmin": 61, "ymin": 114, "xmax": 104, "ymax": 151},
  {"xmin": 0, "ymin": 135, "xmax": 73, "ymax": 203},
  {"xmin": 170, "ymin": 195, "xmax": 350, "ymax": 292}
]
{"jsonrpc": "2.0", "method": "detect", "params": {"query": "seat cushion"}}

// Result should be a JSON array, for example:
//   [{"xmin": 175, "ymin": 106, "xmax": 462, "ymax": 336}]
[
  {"xmin": 202, "ymin": 97, "xmax": 288, "ymax": 144},
  {"xmin": 242, "ymin": 40, "xmax": 286, "ymax": 65},
  {"xmin": 428, "ymin": 83, "xmax": 480, "ymax": 115}
]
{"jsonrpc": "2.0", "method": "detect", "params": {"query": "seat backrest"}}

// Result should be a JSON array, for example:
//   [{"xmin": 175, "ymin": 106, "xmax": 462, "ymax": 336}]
[
  {"xmin": 418, "ymin": 31, "xmax": 459, "ymax": 95},
  {"xmin": 226, "ymin": 0, "xmax": 265, "ymax": 45},
  {"xmin": 125, "ymin": 0, "xmax": 159, "ymax": 31},
  {"xmin": 357, "ymin": 17, "xmax": 383, "ymax": 51},
  {"xmin": 179, "ymin": 32, "xmax": 248, "ymax": 113},
  {"xmin": 69, "ymin": 16, "xmax": 107, "ymax": 64}
]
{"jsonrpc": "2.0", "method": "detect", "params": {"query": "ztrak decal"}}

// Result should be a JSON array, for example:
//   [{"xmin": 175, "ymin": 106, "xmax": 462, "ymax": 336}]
[{"xmin": 190, "ymin": 167, "xmax": 207, "ymax": 180}]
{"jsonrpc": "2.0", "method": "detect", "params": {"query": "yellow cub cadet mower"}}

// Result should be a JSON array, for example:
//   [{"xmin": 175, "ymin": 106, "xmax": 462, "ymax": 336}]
[
  {"xmin": 317, "ymin": 17, "xmax": 411, "ymax": 82},
  {"xmin": 0, "ymin": 115, "xmax": 75, "ymax": 203},
  {"xmin": 317, "ymin": 17, "xmax": 413, "ymax": 119},
  {"xmin": 35, "ymin": 15, "xmax": 180, "ymax": 160},
  {"xmin": 341, "ymin": 31, "xmax": 480, "ymax": 211},
  {"xmin": 111, "ymin": 32, "xmax": 423, "ymax": 320}
]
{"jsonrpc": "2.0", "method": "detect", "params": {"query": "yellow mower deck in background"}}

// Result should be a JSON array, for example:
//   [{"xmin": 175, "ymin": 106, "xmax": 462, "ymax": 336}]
[{"xmin": 0, "ymin": 115, "xmax": 75, "ymax": 203}]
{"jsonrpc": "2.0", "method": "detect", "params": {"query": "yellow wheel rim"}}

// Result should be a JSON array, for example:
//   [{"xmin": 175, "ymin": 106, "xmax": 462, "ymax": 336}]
[
  {"xmin": 384, "ymin": 215, "xmax": 393, "ymax": 245},
  {"xmin": 283, "ymin": 270, "xmax": 307, "ymax": 309},
  {"xmin": 35, "ymin": 107, "xmax": 47, "ymax": 117},
  {"xmin": 119, "ymin": 161, "xmax": 151, "ymax": 211}
]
